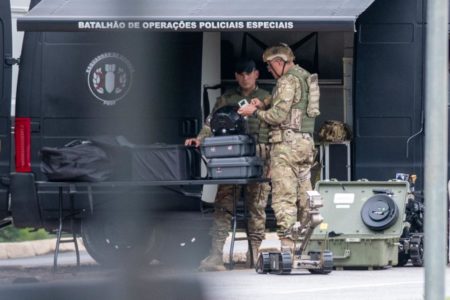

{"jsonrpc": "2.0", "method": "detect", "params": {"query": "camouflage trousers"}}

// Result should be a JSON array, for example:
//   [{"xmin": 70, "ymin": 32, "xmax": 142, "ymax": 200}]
[
  {"xmin": 210, "ymin": 144, "xmax": 271, "ymax": 244},
  {"xmin": 270, "ymin": 133, "xmax": 315, "ymax": 238}
]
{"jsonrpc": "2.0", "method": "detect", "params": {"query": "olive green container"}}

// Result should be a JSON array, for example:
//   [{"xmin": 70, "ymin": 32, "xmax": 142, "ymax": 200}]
[{"xmin": 306, "ymin": 180, "xmax": 409, "ymax": 268}]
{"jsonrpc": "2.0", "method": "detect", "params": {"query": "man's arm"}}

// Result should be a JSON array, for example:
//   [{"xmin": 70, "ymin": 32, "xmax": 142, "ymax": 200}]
[
  {"xmin": 262, "ymin": 94, "xmax": 272, "ymax": 109},
  {"xmin": 256, "ymin": 75, "xmax": 298, "ymax": 125}
]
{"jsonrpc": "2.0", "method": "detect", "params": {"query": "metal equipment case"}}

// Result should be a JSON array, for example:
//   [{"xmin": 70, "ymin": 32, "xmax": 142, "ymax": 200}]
[
  {"xmin": 307, "ymin": 180, "xmax": 409, "ymax": 269},
  {"xmin": 207, "ymin": 157, "xmax": 263, "ymax": 179},
  {"xmin": 201, "ymin": 135, "xmax": 255, "ymax": 158}
]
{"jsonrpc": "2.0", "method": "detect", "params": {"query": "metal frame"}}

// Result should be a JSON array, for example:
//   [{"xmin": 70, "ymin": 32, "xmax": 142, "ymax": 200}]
[{"xmin": 319, "ymin": 141, "xmax": 351, "ymax": 180}]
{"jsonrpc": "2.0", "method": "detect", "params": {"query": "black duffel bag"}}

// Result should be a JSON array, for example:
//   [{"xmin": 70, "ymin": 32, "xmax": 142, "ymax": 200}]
[{"xmin": 40, "ymin": 140, "xmax": 114, "ymax": 182}]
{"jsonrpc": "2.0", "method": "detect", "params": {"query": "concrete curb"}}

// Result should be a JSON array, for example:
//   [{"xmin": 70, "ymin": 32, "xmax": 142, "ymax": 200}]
[
  {"xmin": 0, "ymin": 233, "xmax": 280, "ymax": 262},
  {"xmin": 0, "ymin": 238, "xmax": 86, "ymax": 260}
]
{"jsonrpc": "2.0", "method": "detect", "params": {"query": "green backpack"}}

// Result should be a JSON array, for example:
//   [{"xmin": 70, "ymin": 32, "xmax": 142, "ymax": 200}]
[{"xmin": 318, "ymin": 120, "xmax": 352, "ymax": 142}]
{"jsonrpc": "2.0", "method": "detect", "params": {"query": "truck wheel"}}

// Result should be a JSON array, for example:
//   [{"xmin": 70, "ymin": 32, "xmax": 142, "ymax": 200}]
[
  {"xmin": 145, "ymin": 211, "xmax": 212, "ymax": 267},
  {"xmin": 81, "ymin": 214, "xmax": 159, "ymax": 267}
]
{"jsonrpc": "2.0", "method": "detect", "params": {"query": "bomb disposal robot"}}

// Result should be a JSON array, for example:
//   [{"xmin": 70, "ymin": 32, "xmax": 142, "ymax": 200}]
[{"xmin": 256, "ymin": 191, "xmax": 333, "ymax": 274}]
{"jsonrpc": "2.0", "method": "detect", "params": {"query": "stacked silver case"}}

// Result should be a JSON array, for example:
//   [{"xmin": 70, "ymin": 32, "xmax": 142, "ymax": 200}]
[{"xmin": 201, "ymin": 135, "xmax": 263, "ymax": 179}]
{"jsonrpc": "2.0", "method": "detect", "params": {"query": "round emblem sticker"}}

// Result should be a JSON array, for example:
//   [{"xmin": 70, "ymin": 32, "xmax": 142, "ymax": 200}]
[{"xmin": 86, "ymin": 52, "xmax": 134, "ymax": 105}]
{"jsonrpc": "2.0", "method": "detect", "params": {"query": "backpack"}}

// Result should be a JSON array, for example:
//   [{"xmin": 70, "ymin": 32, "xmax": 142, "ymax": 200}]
[{"xmin": 318, "ymin": 120, "xmax": 352, "ymax": 142}]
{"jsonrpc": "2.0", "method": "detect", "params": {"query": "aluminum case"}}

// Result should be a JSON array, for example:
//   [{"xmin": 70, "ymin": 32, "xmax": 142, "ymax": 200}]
[
  {"xmin": 201, "ymin": 135, "xmax": 255, "ymax": 158},
  {"xmin": 207, "ymin": 157, "xmax": 263, "ymax": 179}
]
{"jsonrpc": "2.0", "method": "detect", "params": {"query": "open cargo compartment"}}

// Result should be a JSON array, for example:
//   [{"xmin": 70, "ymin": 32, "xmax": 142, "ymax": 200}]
[{"xmin": 306, "ymin": 180, "xmax": 409, "ymax": 269}]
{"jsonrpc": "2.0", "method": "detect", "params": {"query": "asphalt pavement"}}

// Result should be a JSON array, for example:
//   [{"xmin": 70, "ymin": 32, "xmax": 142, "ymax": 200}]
[
  {"xmin": 0, "ymin": 236, "xmax": 449, "ymax": 300},
  {"xmin": 198, "ymin": 265, "xmax": 450, "ymax": 300},
  {"xmin": 0, "ymin": 250, "xmax": 447, "ymax": 300}
]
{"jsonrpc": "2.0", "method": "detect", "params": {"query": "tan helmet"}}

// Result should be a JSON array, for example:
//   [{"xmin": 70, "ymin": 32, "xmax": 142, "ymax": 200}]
[{"xmin": 262, "ymin": 43, "xmax": 295, "ymax": 62}]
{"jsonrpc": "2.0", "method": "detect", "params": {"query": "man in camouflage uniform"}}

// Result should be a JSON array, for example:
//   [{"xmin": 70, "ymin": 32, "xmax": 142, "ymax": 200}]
[
  {"xmin": 239, "ymin": 44, "xmax": 319, "ymax": 257},
  {"xmin": 185, "ymin": 58, "xmax": 271, "ymax": 271}
]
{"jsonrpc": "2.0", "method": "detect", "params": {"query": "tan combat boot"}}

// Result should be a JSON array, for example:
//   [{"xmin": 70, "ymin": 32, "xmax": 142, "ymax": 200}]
[
  {"xmin": 198, "ymin": 239, "xmax": 226, "ymax": 272},
  {"xmin": 246, "ymin": 240, "xmax": 262, "ymax": 268}
]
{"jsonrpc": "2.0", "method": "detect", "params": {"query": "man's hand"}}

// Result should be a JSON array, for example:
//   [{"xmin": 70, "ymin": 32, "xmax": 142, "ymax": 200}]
[
  {"xmin": 185, "ymin": 138, "xmax": 201, "ymax": 147},
  {"xmin": 250, "ymin": 98, "xmax": 264, "ymax": 109},
  {"xmin": 238, "ymin": 103, "xmax": 257, "ymax": 117}
]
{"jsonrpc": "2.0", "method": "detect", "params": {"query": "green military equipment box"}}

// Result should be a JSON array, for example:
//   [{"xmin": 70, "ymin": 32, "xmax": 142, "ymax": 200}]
[{"xmin": 306, "ymin": 180, "xmax": 409, "ymax": 269}]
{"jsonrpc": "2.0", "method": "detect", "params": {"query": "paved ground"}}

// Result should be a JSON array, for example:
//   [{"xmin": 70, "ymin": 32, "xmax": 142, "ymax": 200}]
[
  {"xmin": 0, "ymin": 252, "xmax": 448, "ymax": 300},
  {"xmin": 198, "ymin": 265, "xmax": 450, "ymax": 300},
  {"xmin": 0, "ymin": 236, "xmax": 449, "ymax": 300}
]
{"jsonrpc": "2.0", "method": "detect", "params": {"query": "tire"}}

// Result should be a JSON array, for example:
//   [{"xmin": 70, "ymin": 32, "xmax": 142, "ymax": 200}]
[
  {"xmin": 81, "ymin": 213, "xmax": 159, "ymax": 267},
  {"xmin": 279, "ymin": 252, "xmax": 292, "ymax": 275},
  {"xmin": 152, "ymin": 217, "xmax": 212, "ymax": 268},
  {"xmin": 410, "ymin": 235, "xmax": 424, "ymax": 267},
  {"xmin": 396, "ymin": 227, "xmax": 410, "ymax": 267},
  {"xmin": 82, "ymin": 211, "xmax": 212, "ymax": 268},
  {"xmin": 308, "ymin": 250, "xmax": 333, "ymax": 274},
  {"xmin": 397, "ymin": 252, "xmax": 409, "ymax": 267},
  {"xmin": 255, "ymin": 252, "xmax": 270, "ymax": 274},
  {"xmin": 308, "ymin": 268, "xmax": 332, "ymax": 275}
]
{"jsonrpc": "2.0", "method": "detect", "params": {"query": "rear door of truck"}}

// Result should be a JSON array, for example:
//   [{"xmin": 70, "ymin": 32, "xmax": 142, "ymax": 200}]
[{"xmin": 0, "ymin": 0, "xmax": 13, "ymax": 220}]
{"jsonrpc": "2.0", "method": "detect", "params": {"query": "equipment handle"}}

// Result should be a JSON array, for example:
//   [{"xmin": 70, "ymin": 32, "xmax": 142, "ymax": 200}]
[{"xmin": 333, "ymin": 249, "xmax": 351, "ymax": 260}]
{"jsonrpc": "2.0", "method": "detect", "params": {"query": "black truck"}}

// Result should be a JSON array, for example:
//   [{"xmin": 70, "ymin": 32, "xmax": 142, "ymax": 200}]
[{"xmin": 0, "ymin": 0, "xmax": 447, "ymax": 266}]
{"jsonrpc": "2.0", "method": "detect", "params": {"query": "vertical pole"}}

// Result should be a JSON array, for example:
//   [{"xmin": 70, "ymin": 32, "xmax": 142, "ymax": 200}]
[
  {"xmin": 424, "ymin": 0, "xmax": 448, "ymax": 299},
  {"xmin": 200, "ymin": 32, "xmax": 221, "ymax": 203}
]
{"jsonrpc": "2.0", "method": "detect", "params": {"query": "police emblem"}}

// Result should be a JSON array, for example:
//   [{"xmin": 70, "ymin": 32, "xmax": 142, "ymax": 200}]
[{"xmin": 86, "ymin": 52, "xmax": 134, "ymax": 105}]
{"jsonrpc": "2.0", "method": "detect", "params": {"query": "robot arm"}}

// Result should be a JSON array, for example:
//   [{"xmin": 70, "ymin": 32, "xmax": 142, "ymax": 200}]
[{"xmin": 287, "ymin": 190, "xmax": 324, "ymax": 254}]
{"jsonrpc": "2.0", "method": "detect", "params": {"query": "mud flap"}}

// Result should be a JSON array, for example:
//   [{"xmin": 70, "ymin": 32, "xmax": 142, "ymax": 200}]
[{"xmin": 10, "ymin": 173, "xmax": 42, "ymax": 228}]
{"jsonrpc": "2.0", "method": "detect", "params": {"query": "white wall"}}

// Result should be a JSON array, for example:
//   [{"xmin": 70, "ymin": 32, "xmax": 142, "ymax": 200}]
[{"xmin": 10, "ymin": 0, "xmax": 31, "ymax": 116}]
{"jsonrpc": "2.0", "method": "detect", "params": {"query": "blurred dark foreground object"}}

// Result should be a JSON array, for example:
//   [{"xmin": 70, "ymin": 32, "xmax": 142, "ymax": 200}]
[{"xmin": 0, "ymin": 275, "xmax": 206, "ymax": 300}]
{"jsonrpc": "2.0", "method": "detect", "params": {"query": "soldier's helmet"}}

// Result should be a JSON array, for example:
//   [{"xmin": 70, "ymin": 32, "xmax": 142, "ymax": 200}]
[{"xmin": 262, "ymin": 43, "xmax": 295, "ymax": 62}]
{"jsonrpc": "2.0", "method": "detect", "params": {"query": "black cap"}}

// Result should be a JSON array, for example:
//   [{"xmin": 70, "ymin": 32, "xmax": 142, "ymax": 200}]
[{"xmin": 235, "ymin": 58, "xmax": 256, "ymax": 74}]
